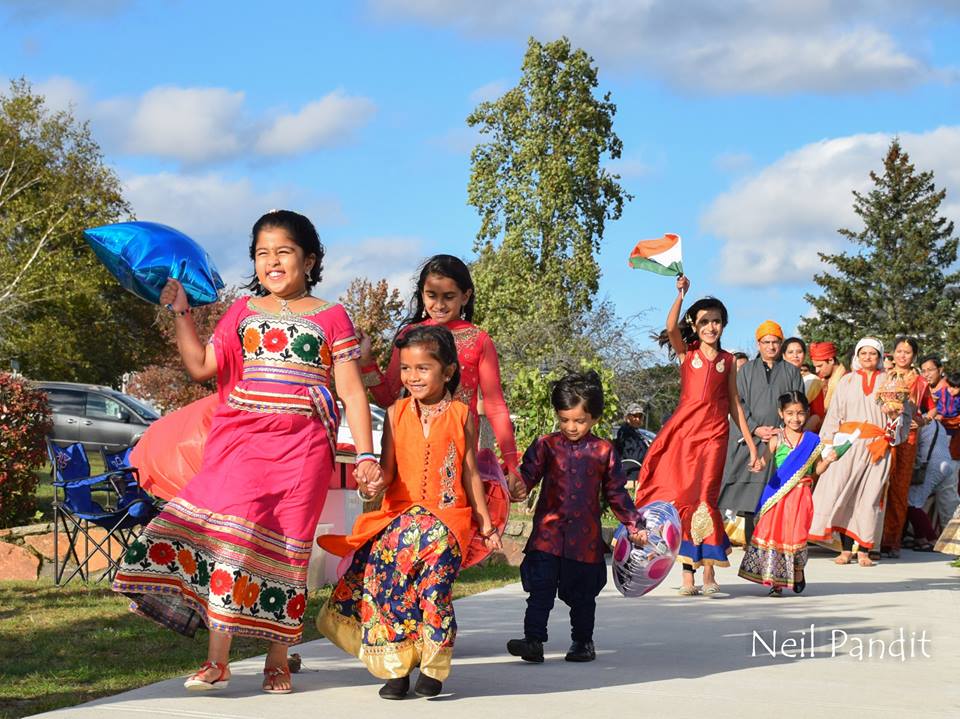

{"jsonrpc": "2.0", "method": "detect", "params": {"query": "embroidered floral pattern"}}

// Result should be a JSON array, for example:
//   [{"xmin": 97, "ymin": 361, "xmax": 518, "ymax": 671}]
[
  {"xmin": 210, "ymin": 568, "xmax": 233, "ymax": 595},
  {"xmin": 439, "ymin": 440, "xmax": 458, "ymax": 508},
  {"xmin": 691, "ymin": 353, "xmax": 704, "ymax": 369},
  {"xmin": 291, "ymin": 333, "xmax": 319, "ymax": 363},
  {"xmin": 148, "ymin": 542, "xmax": 176, "ymax": 565},
  {"xmin": 263, "ymin": 328, "xmax": 289, "ymax": 352},
  {"xmin": 243, "ymin": 326, "xmax": 261, "ymax": 353},
  {"xmin": 237, "ymin": 315, "xmax": 329, "ymax": 368},
  {"xmin": 115, "ymin": 526, "xmax": 309, "ymax": 634}
]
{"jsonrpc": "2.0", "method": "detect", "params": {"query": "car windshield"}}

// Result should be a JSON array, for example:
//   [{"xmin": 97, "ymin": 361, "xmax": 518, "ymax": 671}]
[{"xmin": 111, "ymin": 392, "xmax": 161, "ymax": 420}]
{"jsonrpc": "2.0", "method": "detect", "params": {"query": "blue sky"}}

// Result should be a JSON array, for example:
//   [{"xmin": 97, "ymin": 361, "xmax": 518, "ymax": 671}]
[{"xmin": 2, "ymin": 1, "xmax": 959, "ymax": 354}]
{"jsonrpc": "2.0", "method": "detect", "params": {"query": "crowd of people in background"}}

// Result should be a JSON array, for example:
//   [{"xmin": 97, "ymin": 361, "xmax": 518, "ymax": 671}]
[{"xmin": 624, "ymin": 304, "xmax": 960, "ymax": 597}]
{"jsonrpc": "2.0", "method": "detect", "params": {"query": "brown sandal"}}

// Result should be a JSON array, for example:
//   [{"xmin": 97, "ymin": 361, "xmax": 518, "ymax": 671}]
[{"xmin": 263, "ymin": 665, "xmax": 292, "ymax": 694}]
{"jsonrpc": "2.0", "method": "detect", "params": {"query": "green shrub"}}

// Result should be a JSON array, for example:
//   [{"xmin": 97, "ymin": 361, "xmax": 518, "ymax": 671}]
[{"xmin": 0, "ymin": 373, "xmax": 52, "ymax": 527}]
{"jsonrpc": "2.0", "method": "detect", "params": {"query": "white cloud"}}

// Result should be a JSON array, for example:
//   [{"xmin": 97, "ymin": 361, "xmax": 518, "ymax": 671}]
[
  {"xmin": 469, "ymin": 80, "xmax": 509, "ymax": 104},
  {"xmin": 370, "ymin": 0, "xmax": 955, "ymax": 94},
  {"xmin": 30, "ymin": 79, "xmax": 376, "ymax": 165},
  {"xmin": 256, "ymin": 91, "xmax": 377, "ymax": 156},
  {"xmin": 323, "ymin": 236, "xmax": 422, "ymax": 302},
  {"xmin": 701, "ymin": 126, "xmax": 960, "ymax": 286},
  {"xmin": 122, "ymin": 171, "xmax": 346, "ymax": 287},
  {"xmin": 111, "ymin": 86, "xmax": 247, "ymax": 164}
]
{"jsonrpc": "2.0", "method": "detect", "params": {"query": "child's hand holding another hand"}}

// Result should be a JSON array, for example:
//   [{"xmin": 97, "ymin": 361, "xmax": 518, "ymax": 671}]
[{"xmin": 480, "ymin": 525, "xmax": 502, "ymax": 551}]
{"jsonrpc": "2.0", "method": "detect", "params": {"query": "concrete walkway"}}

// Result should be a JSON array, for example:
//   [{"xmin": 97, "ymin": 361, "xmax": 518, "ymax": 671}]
[{"xmin": 30, "ymin": 548, "xmax": 960, "ymax": 719}]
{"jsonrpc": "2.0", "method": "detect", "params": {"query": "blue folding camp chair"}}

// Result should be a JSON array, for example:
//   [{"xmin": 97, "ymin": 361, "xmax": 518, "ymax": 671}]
[
  {"xmin": 46, "ymin": 440, "xmax": 159, "ymax": 585},
  {"xmin": 100, "ymin": 446, "xmax": 165, "ymax": 514}
]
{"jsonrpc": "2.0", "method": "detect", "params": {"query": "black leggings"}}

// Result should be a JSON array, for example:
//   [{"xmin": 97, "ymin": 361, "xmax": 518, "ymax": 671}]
[{"xmin": 840, "ymin": 535, "xmax": 856, "ymax": 551}]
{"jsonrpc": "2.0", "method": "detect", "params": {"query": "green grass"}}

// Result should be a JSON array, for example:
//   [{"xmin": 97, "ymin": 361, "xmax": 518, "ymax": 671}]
[{"xmin": 0, "ymin": 561, "xmax": 519, "ymax": 719}]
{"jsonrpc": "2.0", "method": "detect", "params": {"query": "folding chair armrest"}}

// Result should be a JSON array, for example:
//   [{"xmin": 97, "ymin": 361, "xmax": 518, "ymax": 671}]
[{"xmin": 58, "ymin": 471, "xmax": 128, "ymax": 489}]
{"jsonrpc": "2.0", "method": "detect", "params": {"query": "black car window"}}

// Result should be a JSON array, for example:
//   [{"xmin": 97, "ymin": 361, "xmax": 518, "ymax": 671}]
[
  {"xmin": 86, "ymin": 393, "xmax": 126, "ymax": 421},
  {"xmin": 46, "ymin": 389, "xmax": 85, "ymax": 415}
]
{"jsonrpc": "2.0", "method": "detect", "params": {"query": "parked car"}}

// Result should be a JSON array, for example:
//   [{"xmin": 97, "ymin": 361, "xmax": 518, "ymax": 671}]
[
  {"xmin": 35, "ymin": 381, "xmax": 161, "ymax": 452},
  {"xmin": 336, "ymin": 402, "xmax": 385, "ymax": 455}
]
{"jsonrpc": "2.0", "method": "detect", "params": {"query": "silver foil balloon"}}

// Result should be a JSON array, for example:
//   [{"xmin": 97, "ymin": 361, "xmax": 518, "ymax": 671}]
[{"xmin": 611, "ymin": 500, "xmax": 682, "ymax": 597}]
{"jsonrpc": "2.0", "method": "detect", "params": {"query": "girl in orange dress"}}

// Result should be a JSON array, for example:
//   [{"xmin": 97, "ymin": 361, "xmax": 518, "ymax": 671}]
[
  {"xmin": 318, "ymin": 325, "xmax": 501, "ymax": 700},
  {"xmin": 635, "ymin": 275, "xmax": 763, "ymax": 595}
]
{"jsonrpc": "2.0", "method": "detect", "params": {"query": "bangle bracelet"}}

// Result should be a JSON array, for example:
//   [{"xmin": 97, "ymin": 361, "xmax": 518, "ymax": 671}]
[
  {"xmin": 356, "ymin": 456, "xmax": 378, "ymax": 466},
  {"xmin": 356, "ymin": 452, "xmax": 377, "ymax": 461},
  {"xmin": 164, "ymin": 303, "xmax": 191, "ymax": 317},
  {"xmin": 480, "ymin": 527, "xmax": 498, "ymax": 538},
  {"xmin": 357, "ymin": 487, "xmax": 376, "ymax": 501}
]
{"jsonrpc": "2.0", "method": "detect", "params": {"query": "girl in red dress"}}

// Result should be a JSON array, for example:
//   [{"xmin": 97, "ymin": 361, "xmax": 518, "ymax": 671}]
[
  {"xmin": 738, "ymin": 391, "xmax": 837, "ymax": 596},
  {"xmin": 359, "ymin": 255, "xmax": 521, "ymax": 490},
  {"xmin": 635, "ymin": 276, "xmax": 763, "ymax": 596}
]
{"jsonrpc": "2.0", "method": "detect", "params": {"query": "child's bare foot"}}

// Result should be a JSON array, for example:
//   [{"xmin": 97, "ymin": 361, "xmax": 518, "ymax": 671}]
[{"xmin": 834, "ymin": 551, "xmax": 853, "ymax": 565}]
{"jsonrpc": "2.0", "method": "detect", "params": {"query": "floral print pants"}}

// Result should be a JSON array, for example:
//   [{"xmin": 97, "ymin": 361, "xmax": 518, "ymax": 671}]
[{"xmin": 322, "ymin": 506, "xmax": 462, "ymax": 680}]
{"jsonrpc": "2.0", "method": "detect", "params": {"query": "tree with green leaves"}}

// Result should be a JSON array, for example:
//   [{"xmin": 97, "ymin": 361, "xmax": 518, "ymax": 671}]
[
  {"xmin": 0, "ymin": 79, "xmax": 165, "ymax": 384},
  {"xmin": 339, "ymin": 277, "xmax": 404, "ymax": 368},
  {"xmin": 800, "ymin": 140, "xmax": 959, "ymax": 357},
  {"xmin": 467, "ymin": 36, "xmax": 630, "ymax": 370}
]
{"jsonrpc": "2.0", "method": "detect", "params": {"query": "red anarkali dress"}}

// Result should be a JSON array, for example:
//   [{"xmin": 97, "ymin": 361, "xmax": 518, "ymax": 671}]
[{"xmin": 634, "ymin": 342, "xmax": 734, "ymax": 567}]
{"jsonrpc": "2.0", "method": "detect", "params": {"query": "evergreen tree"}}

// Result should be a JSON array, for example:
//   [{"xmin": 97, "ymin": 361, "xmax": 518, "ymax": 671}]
[
  {"xmin": 467, "ymin": 37, "xmax": 630, "ymax": 371},
  {"xmin": 800, "ymin": 139, "xmax": 959, "ymax": 359}
]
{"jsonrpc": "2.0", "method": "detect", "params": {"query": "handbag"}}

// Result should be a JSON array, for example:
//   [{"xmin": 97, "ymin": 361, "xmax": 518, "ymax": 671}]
[{"xmin": 911, "ymin": 422, "xmax": 939, "ymax": 485}]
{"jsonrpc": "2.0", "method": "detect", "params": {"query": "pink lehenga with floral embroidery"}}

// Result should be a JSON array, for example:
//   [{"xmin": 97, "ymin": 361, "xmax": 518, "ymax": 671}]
[{"xmin": 113, "ymin": 297, "xmax": 360, "ymax": 644}]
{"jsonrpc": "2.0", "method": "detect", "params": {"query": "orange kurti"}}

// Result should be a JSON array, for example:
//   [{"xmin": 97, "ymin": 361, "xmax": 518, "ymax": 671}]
[{"xmin": 320, "ymin": 397, "xmax": 476, "ymax": 558}]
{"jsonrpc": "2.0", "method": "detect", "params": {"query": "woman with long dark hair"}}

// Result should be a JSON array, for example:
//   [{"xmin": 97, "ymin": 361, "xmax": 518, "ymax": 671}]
[
  {"xmin": 359, "ymin": 255, "xmax": 520, "ymax": 482},
  {"xmin": 635, "ymin": 276, "xmax": 762, "ymax": 596}
]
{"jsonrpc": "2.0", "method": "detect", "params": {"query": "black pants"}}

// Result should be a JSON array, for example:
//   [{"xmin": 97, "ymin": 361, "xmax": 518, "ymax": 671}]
[{"xmin": 520, "ymin": 550, "xmax": 607, "ymax": 643}]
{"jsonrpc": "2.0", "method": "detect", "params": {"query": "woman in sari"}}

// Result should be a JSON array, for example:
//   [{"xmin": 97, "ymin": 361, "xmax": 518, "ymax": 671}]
[{"xmin": 808, "ymin": 338, "xmax": 911, "ymax": 566}]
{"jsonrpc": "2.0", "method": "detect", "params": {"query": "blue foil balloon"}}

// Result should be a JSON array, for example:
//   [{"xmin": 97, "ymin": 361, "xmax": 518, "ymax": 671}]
[{"xmin": 84, "ymin": 221, "xmax": 225, "ymax": 307}]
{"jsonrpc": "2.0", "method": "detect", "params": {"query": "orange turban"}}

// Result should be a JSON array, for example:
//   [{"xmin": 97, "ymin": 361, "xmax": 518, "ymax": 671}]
[
  {"xmin": 809, "ymin": 342, "xmax": 837, "ymax": 361},
  {"xmin": 755, "ymin": 320, "xmax": 783, "ymax": 341}
]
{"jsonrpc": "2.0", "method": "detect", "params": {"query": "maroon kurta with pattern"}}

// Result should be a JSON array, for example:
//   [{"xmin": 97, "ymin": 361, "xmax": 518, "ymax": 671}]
[{"xmin": 520, "ymin": 432, "xmax": 640, "ymax": 564}]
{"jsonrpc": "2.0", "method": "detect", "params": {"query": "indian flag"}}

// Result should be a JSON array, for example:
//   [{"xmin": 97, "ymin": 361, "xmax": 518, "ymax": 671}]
[
  {"xmin": 825, "ymin": 426, "xmax": 861, "ymax": 461},
  {"xmin": 628, "ymin": 233, "xmax": 683, "ymax": 276}
]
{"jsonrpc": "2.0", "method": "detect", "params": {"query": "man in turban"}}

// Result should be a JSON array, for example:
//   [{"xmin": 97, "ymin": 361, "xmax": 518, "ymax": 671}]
[
  {"xmin": 719, "ymin": 320, "xmax": 804, "ymax": 543},
  {"xmin": 810, "ymin": 341, "xmax": 847, "ymax": 411}
]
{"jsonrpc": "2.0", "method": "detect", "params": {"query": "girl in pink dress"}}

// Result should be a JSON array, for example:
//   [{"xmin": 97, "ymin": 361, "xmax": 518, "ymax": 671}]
[
  {"xmin": 359, "ymin": 255, "xmax": 521, "ymax": 487},
  {"xmin": 113, "ymin": 210, "xmax": 380, "ymax": 695}
]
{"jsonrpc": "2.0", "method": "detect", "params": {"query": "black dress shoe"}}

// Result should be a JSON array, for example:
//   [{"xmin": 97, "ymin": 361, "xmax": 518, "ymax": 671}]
[
  {"xmin": 793, "ymin": 577, "xmax": 806, "ymax": 594},
  {"xmin": 414, "ymin": 673, "xmax": 443, "ymax": 697},
  {"xmin": 506, "ymin": 637, "xmax": 544, "ymax": 663},
  {"xmin": 565, "ymin": 640, "xmax": 596, "ymax": 662},
  {"xmin": 378, "ymin": 676, "xmax": 410, "ymax": 700}
]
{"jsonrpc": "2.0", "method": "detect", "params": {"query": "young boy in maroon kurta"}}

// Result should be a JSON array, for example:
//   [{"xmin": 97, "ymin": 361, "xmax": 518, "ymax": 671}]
[{"xmin": 507, "ymin": 371, "xmax": 647, "ymax": 663}]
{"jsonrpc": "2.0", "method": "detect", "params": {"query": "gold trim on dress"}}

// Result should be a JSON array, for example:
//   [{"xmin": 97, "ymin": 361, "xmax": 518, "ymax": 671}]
[{"xmin": 689, "ymin": 501, "xmax": 714, "ymax": 545}]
